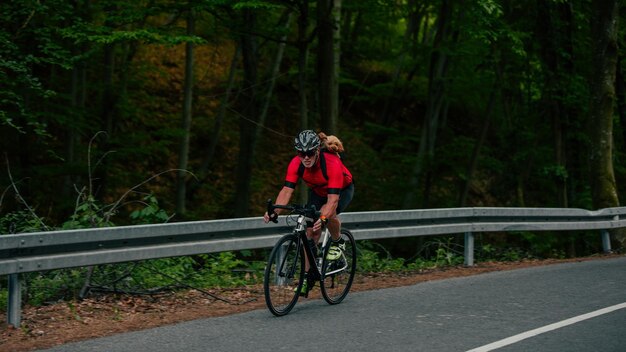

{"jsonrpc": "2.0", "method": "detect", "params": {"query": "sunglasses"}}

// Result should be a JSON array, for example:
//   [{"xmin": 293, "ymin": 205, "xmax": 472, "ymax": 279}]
[{"xmin": 298, "ymin": 150, "xmax": 317, "ymax": 158}]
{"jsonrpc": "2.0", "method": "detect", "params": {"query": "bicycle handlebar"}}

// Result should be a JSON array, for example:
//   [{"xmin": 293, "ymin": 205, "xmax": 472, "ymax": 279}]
[{"xmin": 266, "ymin": 199, "xmax": 320, "ymax": 223}]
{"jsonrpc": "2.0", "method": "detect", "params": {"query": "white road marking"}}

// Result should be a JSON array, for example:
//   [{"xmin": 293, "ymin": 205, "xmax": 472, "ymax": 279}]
[{"xmin": 466, "ymin": 302, "xmax": 626, "ymax": 352}]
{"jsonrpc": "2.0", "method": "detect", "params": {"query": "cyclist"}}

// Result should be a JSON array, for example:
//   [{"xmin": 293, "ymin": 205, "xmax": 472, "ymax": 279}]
[{"xmin": 263, "ymin": 130, "xmax": 354, "ymax": 294}]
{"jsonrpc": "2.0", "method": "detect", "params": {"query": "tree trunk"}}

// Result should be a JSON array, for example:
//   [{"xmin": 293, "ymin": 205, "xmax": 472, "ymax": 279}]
[
  {"xmin": 102, "ymin": 44, "xmax": 115, "ymax": 137},
  {"xmin": 254, "ymin": 11, "xmax": 292, "ymax": 143},
  {"xmin": 317, "ymin": 0, "xmax": 339, "ymax": 134},
  {"xmin": 536, "ymin": 0, "xmax": 569, "ymax": 208},
  {"xmin": 297, "ymin": 0, "xmax": 311, "ymax": 205},
  {"xmin": 380, "ymin": 0, "xmax": 424, "ymax": 126},
  {"xmin": 65, "ymin": 65, "xmax": 80, "ymax": 199},
  {"xmin": 186, "ymin": 46, "xmax": 241, "ymax": 201},
  {"xmin": 298, "ymin": 0, "xmax": 310, "ymax": 131},
  {"xmin": 332, "ymin": 0, "xmax": 341, "ymax": 134},
  {"xmin": 91, "ymin": 42, "xmax": 116, "ymax": 201},
  {"xmin": 234, "ymin": 9, "xmax": 259, "ymax": 217},
  {"xmin": 588, "ymin": 0, "xmax": 623, "ymax": 244},
  {"xmin": 176, "ymin": 8, "xmax": 195, "ymax": 217},
  {"xmin": 617, "ymin": 57, "xmax": 626, "ymax": 146},
  {"xmin": 558, "ymin": 1, "xmax": 580, "ymax": 208},
  {"xmin": 197, "ymin": 45, "xmax": 241, "ymax": 179},
  {"xmin": 460, "ymin": 82, "xmax": 497, "ymax": 207},
  {"xmin": 404, "ymin": 0, "xmax": 453, "ymax": 209}
]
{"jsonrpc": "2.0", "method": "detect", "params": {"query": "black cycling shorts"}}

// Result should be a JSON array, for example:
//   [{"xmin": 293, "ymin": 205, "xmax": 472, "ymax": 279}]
[{"xmin": 307, "ymin": 183, "xmax": 354, "ymax": 215}]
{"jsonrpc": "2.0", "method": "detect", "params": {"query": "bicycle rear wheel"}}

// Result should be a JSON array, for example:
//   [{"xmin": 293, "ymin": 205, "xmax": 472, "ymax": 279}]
[
  {"xmin": 320, "ymin": 229, "xmax": 356, "ymax": 304},
  {"xmin": 263, "ymin": 234, "xmax": 304, "ymax": 316}
]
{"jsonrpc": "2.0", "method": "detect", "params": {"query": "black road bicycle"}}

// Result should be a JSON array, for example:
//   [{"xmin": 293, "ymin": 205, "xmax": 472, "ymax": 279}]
[{"xmin": 263, "ymin": 200, "xmax": 357, "ymax": 316}]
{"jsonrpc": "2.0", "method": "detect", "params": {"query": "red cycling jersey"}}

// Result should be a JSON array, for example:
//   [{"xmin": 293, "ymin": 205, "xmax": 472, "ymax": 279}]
[{"xmin": 284, "ymin": 152, "xmax": 353, "ymax": 197}]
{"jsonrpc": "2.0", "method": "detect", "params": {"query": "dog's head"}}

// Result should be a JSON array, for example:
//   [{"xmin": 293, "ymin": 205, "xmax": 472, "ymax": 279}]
[{"xmin": 324, "ymin": 135, "xmax": 344, "ymax": 153}]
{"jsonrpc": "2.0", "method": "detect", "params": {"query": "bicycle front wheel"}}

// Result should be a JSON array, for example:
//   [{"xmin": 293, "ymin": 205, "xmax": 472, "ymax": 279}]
[
  {"xmin": 263, "ymin": 234, "xmax": 304, "ymax": 316},
  {"xmin": 320, "ymin": 229, "xmax": 356, "ymax": 305}
]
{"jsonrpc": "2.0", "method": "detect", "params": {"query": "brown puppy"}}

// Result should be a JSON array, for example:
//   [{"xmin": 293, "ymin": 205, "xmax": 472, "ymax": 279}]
[{"xmin": 318, "ymin": 132, "xmax": 344, "ymax": 154}]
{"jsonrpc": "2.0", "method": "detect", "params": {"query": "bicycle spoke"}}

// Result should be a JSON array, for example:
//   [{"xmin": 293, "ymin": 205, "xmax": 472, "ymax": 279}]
[{"xmin": 264, "ymin": 235, "xmax": 304, "ymax": 316}]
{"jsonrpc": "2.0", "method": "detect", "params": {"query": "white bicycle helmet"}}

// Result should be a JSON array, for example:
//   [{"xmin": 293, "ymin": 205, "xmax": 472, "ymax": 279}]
[{"xmin": 294, "ymin": 130, "xmax": 321, "ymax": 152}]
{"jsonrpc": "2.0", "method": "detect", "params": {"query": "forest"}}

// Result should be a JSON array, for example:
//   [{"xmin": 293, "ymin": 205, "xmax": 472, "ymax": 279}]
[{"xmin": 1, "ymin": 0, "xmax": 625, "ymax": 258}]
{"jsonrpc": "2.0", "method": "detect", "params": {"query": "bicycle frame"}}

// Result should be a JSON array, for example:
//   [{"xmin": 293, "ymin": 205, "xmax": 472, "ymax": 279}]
[
  {"xmin": 276, "ymin": 211, "xmax": 348, "ymax": 285},
  {"xmin": 289, "ymin": 212, "xmax": 325, "ymax": 281},
  {"xmin": 268, "ymin": 202, "xmax": 329, "ymax": 282}
]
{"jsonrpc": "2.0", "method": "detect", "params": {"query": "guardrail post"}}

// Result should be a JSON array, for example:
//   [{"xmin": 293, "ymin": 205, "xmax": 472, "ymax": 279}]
[
  {"xmin": 7, "ymin": 273, "xmax": 21, "ymax": 327},
  {"xmin": 601, "ymin": 230, "xmax": 612, "ymax": 253},
  {"xmin": 464, "ymin": 232, "xmax": 474, "ymax": 267}
]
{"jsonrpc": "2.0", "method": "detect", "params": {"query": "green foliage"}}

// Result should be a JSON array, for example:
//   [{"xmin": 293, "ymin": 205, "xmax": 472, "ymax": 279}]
[
  {"xmin": 422, "ymin": 237, "xmax": 465, "ymax": 267},
  {"xmin": 0, "ymin": 190, "xmax": 181, "ymax": 310},
  {"xmin": 476, "ymin": 243, "xmax": 528, "ymax": 262},
  {"xmin": 0, "ymin": 250, "xmax": 265, "ymax": 312},
  {"xmin": 357, "ymin": 245, "xmax": 406, "ymax": 272},
  {"xmin": 232, "ymin": 1, "xmax": 282, "ymax": 10},
  {"xmin": 61, "ymin": 195, "xmax": 115, "ymax": 229},
  {"xmin": 0, "ymin": 289, "xmax": 6, "ymax": 309},
  {"xmin": 0, "ymin": 210, "xmax": 47, "ymax": 234},
  {"xmin": 23, "ymin": 269, "xmax": 87, "ymax": 306},
  {"xmin": 0, "ymin": 0, "xmax": 622, "ymax": 312},
  {"xmin": 0, "ymin": 0, "xmax": 78, "ymax": 135},
  {"xmin": 86, "ymin": 255, "xmax": 254, "ymax": 292},
  {"xmin": 129, "ymin": 194, "xmax": 171, "ymax": 224},
  {"xmin": 355, "ymin": 233, "xmax": 592, "ymax": 276},
  {"xmin": 188, "ymin": 252, "xmax": 262, "ymax": 288},
  {"xmin": 60, "ymin": 26, "xmax": 206, "ymax": 46},
  {"xmin": 518, "ymin": 232, "xmax": 566, "ymax": 259},
  {"xmin": 541, "ymin": 165, "xmax": 569, "ymax": 181},
  {"xmin": 357, "ymin": 239, "xmax": 466, "ymax": 273}
]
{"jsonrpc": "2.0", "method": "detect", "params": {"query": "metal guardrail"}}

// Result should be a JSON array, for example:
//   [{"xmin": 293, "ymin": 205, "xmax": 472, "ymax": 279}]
[{"xmin": 2, "ymin": 206, "xmax": 625, "ymax": 326}]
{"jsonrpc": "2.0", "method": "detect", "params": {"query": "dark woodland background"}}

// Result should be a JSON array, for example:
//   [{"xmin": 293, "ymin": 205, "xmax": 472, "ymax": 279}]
[{"xmin": 2, "ymin": 0, "xmax": 626, "ymax": 257}]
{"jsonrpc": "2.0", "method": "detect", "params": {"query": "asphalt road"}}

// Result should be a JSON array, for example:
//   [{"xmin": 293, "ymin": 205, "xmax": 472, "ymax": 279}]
[{"xmin": 39, "ymin": 256, "xmax": 626, "ymax": 352}]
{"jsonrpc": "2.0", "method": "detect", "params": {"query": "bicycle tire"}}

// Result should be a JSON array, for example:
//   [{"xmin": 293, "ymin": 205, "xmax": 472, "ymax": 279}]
[
  {"xmin": 320, "ymin": 229, "xmax": 356, "ymax": 305},
  {"xmin": 263, "ymin": 233, "xmax": 305, "ymax": 316}
]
